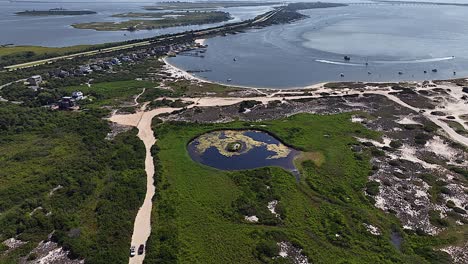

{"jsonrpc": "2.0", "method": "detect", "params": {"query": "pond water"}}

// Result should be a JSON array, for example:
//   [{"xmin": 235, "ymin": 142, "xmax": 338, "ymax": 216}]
[
  {"xmin": 187, "ymin": 130, "xmax": 299, "ymax": 174},
  {"xmin": 391, "ymin": 230, "xmax": 403, "ymax": 251}
]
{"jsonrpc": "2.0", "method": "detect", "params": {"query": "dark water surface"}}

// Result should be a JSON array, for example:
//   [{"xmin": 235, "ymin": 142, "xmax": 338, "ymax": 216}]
[
  {"xmin": 187, "ymin": 130, "xmax": 299, "ymax": 172},
  {"xmin": 168, "ymin": 3, "xmax": 468, "ymax": 88}
]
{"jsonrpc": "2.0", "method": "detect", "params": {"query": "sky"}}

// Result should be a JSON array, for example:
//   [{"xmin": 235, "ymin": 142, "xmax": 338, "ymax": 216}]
[{"xmin": 3, "ymin": 0, "xmax": 468, "ymax": 4}]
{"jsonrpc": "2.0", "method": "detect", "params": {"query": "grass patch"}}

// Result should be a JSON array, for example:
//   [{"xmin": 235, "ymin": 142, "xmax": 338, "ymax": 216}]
[{"xmin": 62, "ymin": 80, "xmax": 155, "ymax": 108}]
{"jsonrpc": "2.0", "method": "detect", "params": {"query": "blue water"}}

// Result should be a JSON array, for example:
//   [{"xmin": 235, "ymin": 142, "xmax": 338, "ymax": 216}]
[
  {"xmin": 187, "ymin": 130, "xmax": 299, "ymax": 172},
  {"xmin": 168, "ymin": 3, "xmax": 468, "ymax": 88}
]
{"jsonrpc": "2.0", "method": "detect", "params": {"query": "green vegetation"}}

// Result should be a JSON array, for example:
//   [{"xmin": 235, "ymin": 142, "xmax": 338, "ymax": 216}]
[
  {"xmin": 0, "ymin": 57, "xmax": 164, "ymax": 108},
  {"xmin": 0, "ymin": 79, "xmax": 154, "ymax": 108},
  {"xmin": 0, "ymin": 45, "xmax": 96, "ymax": 67},
  {"xmin": 0, "ymin": 102, "xmax": 146, "ymax": 263},
  {"xmin": 144, "ymin": 113, "xmax": 455, "ymax": 263},
  {"xmin": 0, "ymin": 61, "xmax": 164, "ymax": 262},
  {"xmin": 62, "ymin": 80, "xmax": 154, "ymax": 108},
  {"xmin": 147, "ymin": 98, "xmax": 191, "ymax": 109},
  {"xmin": 443, "ymin": 120, "xmax": 468, "ymax": 136},
  {"xmin": 227, "ymin": 141, "xmax": 242, "ymax": 152},
  {"xmin": 73, "ymin": 11, "xmax": 231, "ymax": 31},
  {"xmin": 0, "ymin": 46, "xmax": 94, "ymax": 57}
]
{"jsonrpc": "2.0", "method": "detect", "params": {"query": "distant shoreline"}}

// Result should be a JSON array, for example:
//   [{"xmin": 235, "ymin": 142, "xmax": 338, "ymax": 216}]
[{"xmin": 16, "ymin": 10, "xmax": 97, "ymax": 16}]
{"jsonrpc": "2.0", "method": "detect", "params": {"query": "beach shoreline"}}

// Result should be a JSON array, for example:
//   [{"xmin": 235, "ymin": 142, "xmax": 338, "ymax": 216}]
[
  {"xmin": 162, "ymin": 56, "xmax": 328, "ymax": 91},
  {"xmin": 162, "ymin": 52, "xmax": 467, "ymax": 92}
]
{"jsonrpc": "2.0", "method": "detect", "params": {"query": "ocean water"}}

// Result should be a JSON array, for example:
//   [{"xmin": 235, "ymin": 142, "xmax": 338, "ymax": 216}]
[
  {"xmin": 0, "ymin": 1, "xmax": 275, "ymax": 47},
  {"xmin": 168, "ymin": 3, "xmax": 468, "ymax": 88}
]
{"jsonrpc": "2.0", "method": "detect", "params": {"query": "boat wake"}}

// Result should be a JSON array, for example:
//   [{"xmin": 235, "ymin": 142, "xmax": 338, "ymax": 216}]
[
  {"xmin": 315, "ymin": 59, "xmax": 365, "ymax": 66},
  {"xmin": 374, "ymin": 57, "xmax": 455, "ymax": 64}
]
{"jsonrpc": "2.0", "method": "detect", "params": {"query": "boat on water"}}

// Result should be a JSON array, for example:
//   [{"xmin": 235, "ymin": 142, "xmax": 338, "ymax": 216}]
[
  {"xmin": 432, "ymin": 69, "xmax": 438, "ymax": 73},
  {"xmin": 227, "ymin": 78, "xmax": 232, "ymax": 82}
]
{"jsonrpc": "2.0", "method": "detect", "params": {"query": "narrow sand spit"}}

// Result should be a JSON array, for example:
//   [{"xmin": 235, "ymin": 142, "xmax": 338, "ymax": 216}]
[
  {"xmin": 109, "ymin": 106, "xmax": 182, "ymax": 264},
  {"xmin": 161, "ymin": 57, "xmax": 206, "ymax": 82}
]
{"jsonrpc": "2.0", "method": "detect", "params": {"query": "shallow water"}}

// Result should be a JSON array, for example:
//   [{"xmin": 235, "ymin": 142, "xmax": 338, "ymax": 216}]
[
  {"xmin": 187, "ymin": 130, "xmax": 299, "ymax": 172},
  {"xmin": 168, "ymin": 3, "xmax": 468, "ymax": 88}
]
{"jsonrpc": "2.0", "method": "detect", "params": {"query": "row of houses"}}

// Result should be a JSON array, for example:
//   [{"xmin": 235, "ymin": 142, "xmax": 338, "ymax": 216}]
[{"xmin": 46, "ymin": 42, "xmax": 196, "ymax": 80}]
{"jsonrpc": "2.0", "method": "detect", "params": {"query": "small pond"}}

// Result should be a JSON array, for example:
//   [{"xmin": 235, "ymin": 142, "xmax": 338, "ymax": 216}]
[
  {"xmin": 187, "ymin": 130, "xmax": 299, "ymax": 175},
  {"xmin": 391, "ymin": 230, "xmax": 403, "ymax": 251}
]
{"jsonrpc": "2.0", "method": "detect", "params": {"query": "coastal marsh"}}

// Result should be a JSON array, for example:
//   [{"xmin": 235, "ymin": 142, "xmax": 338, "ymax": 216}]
[
  {"xmin": 73, "ymin": 11, "xmax": 231, "ymax": 31},
  {"xmin": 145, "ymin": 113, "xmax": 455, "ymax": 263}
]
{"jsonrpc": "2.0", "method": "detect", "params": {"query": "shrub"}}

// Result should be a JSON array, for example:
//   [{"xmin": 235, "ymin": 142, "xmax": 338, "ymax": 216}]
[
  {"xmin": 238, "ymin": 100, "xmax": 261, "ymax": 113},
  {"xmin": 389, "ymin": 140, "xmax": 403, "ymax": 149},
  {"xmin": 365, "ymin": 181, "xmax": 380, "ymax": 196}
]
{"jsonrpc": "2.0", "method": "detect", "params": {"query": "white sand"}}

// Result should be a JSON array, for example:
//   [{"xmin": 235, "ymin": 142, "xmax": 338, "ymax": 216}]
[
  {"xmin": 267, "ymin": 200, "xmax": 279, "ymax": 218},
  {"xmin": 244, "ymin": 215, "xmax": 259, "ymax": 223},
  {"xmin": 400, "ymin": 144, "xmax": 438, "ymax": 169},
  {"xmin": 363, "ymin": 223, "xmax": 381, "ymax": 235},
  {"xmin": 425, "ymin": 136, "xmax": 458, "ymax": 160},
  {"xmin": 397, "ymin": 116, "xmax": 421, "ymax": 125}
]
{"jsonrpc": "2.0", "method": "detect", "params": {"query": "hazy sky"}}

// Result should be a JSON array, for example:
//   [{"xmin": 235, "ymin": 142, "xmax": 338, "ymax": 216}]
[{"xmin": 3, "ymin": 0, "xmax": 468, "ymax": 4}]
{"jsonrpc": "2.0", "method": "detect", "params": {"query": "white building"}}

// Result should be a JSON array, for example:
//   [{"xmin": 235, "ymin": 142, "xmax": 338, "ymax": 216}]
[{"xmin": 71, "ymin": 91, "xmax": 84, "ymax": 100}]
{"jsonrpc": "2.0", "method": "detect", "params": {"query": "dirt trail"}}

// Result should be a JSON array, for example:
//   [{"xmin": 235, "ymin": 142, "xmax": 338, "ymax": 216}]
[{"xmin": 109, "ymin": 106, "xmax": 181, "ymax": 264}]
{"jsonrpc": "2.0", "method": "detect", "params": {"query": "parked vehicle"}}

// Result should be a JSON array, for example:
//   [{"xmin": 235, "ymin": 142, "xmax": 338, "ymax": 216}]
[
  {"xmin": 138, "ymin": 244, "xmax": 145, "ymax": 255},
  {"xmin": 130, "ymin": 246, "xmax": 136, "ymax": 257}
]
